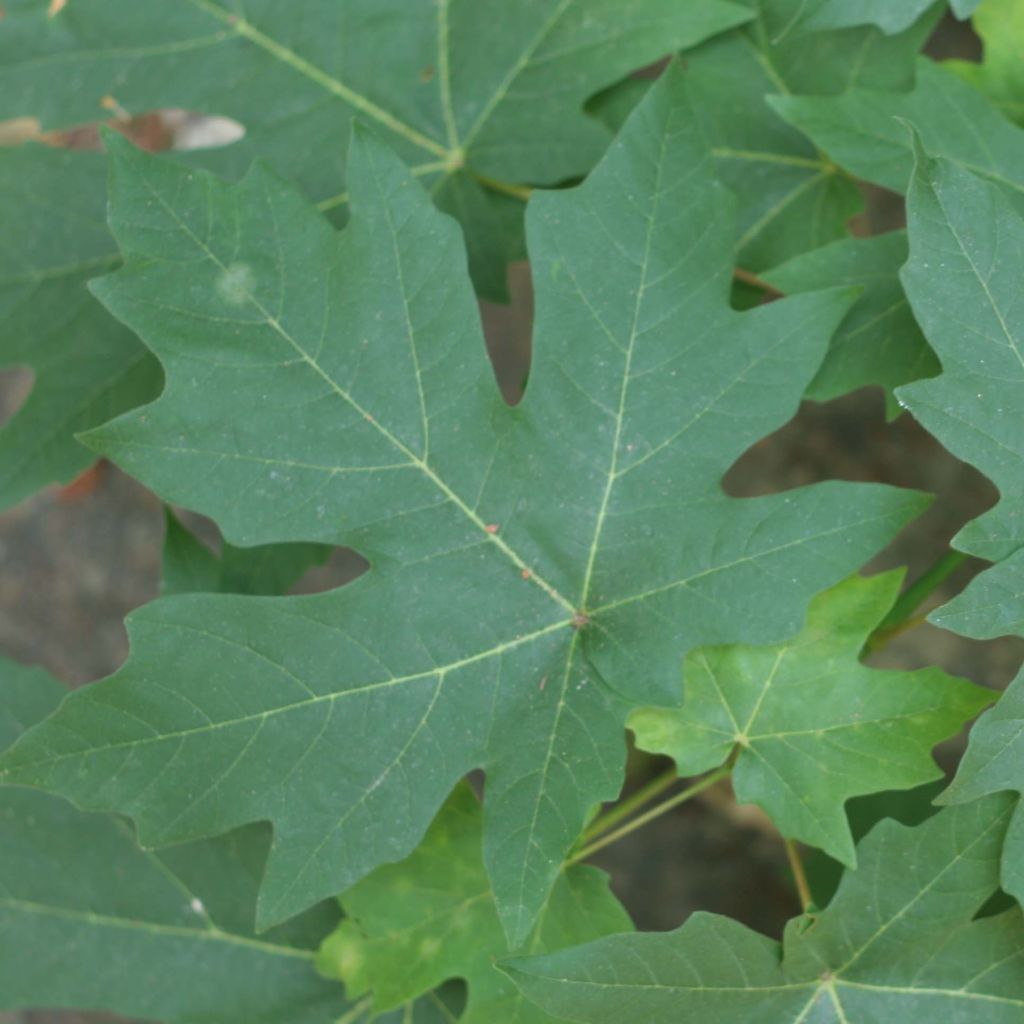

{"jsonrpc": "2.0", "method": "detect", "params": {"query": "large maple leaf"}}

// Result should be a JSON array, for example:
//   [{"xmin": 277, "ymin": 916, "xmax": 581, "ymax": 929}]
[{"xmin": 0, "ymin": 67, "xmax": 924, "ymax": 945}]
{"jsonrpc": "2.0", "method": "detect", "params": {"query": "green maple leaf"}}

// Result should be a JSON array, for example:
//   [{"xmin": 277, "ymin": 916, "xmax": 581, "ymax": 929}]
[
  {"xmin": 0, "ymin": 657, "xmax": 349, "ymax": 1023},
  {"xmin": 0, "ymin": 0, "xmax": 749, "ymax": 297},
  {"xmin": 891, "ymin": 140, "xmax": 1024, "ymax": 903},
  {"xmin": 0, "ymin": 144, "xmax": 161, "ymax": 509},
  {"xmin": 505, "ymin": 795, "xmax": 1024, "ymax": 1022},
  {"xmin": 629, "ymin": 571, "xmax": 991, "ymax": 865},
  {"xmin": 162, "ymin": 508, "xmax": 333, "ymax": 597},
  {"xmin": 0, "ymin": 67, "xmax": 925, "ymax": 945},
  {"xmin": 771, "ymin": 58, "xmax": 1024, "ymax": 198},
  {"xmin": 318, "ymin": 782, "xmax": 630, "ymax": 1023},
  {"xmin": 763, "ymin": 230, "xmax": 938, "ymax": 416},
  {"xmin": 947, "ymin": 0, "xmax": 1024, "ymax": 126},
  {"xmin": 590, "ymin": 0, "xmax": 937, "ymax": 273}
]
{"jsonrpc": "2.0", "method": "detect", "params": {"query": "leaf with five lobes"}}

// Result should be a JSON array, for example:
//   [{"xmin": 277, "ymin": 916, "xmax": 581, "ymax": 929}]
[
  {"xmin": 318, "ymin": 782, "xmax": 631, "ymax": 1022},
  {"xmin": 0, "ymin": 143, "xmax": 161, "ymax": 510},
  {"xmin": 591, "ymin": 0, "xmax": 938, "ymax": 273},
  {"xmin": 771, "ymin": 58, "xmax": 1024, "ymax": 199},
  {"xmin": 162, "ymin": 507, "xmax": 333, "ymax": 597},
  {"xmin": 629, "ymin": 571, "xmax": 992, "ymax": 865},
  {"xmin": 0, "ymin": 67, "xmax": 928, "ymax": 946},
  {"xmin": 894, "ymin": 141, "xmax": 1024, "ymax": 903},
  {"xmin": 0, "ymin": 0, "xmax": 751, "ymax": 298},
  {"xmin": 947, "ymin": 0, "xmax": 1024, "ymax": 126},
  {"xmin": 773, "ymin": 0, "xmax": 979, "ymax": 36},
  {"xmin": 505, "ymin": 795, "xmax": 1024, "ymax": 1023},
  {"xmin": 0, "ymin": 657, "xmax": 350, "ymax": 1023},
  {"xmin": 763, "ymin": 231, "xmax": 938, "ymax": 417}
]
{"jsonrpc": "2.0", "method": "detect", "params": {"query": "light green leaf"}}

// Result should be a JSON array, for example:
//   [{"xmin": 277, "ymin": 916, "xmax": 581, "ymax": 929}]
[
  {"xmin": 763, "ymin": 231, "xmax": 938, "ymax": 414},
  {"xmin": 162, "ymin": 508, "xmax": 333, "ymax": 596},
  {"xmin": 629, "ymin": 571, "xmax": 991, "ymax": 864},
  {"xmin": 318, "ymin": 782, "xmax": 630, "ymax": 1022},
  {"xmin": 590, "ymin": 0, "xmax": 937, "ymax": 271},
  {"xmin": 947, "ymin": 0, "xmax": 1024, "ymax": 126},
  {"xmin": 505, "ymin": 796, "xmax": 1024, "ymax": 1022},
  {"xmin": 0, "ymin": 657, "xmax": 349, "ymax": 1023},
  {"xmin": 0, "ymin": 143, "xmax": 160, "ymax": 509},
  {"xmin": 0, "ymin": 0, "xmax": 750, "ymax": 296},
  {"xmin": 770, "ymin": 58, "xmax": 1024, "ymax": 197},
  {"xmin": 0, "ymin": 67, "xmax": 926, "ymax": 946}
]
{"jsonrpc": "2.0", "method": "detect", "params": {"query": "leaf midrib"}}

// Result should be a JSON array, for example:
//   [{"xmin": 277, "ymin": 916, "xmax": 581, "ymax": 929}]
[{"xmin": 3, "ymin": 896, "xmax": 314, "ymax": 959}]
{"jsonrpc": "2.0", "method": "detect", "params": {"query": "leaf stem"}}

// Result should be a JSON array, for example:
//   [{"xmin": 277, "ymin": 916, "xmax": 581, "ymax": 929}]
[
  {"xmin": 733, "ymin": 265, "xmax": 782, "ymax": 297},
  {"xmin": 565, "ymin": 765, "xmax": 732, "ymax": 866},
  {"xmin": 866, "ymin": 549, "xmax": 970, "ymax": 652},
  {"xmin": 471, "ymin": 172, "xmax": 534, "ymax": 201},
  {"xmin": 581, "ymin": 766, "xmax": 680, "ymax": 843},
  {"xmin": 784, "ymin": 837, "xmax": 813, "ymax": 912}
]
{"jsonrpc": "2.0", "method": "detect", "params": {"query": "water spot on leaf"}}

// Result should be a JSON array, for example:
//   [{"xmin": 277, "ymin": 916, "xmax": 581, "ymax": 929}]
[{"xmin": 216, "ymin": 263, "xmax": 254, "ymax": 306}]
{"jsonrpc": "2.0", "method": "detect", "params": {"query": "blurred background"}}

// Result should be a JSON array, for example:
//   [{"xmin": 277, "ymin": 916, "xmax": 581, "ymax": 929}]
[{"xmin": 2, "ymin": 9, "xmax": 1021, "ymax": 1024}]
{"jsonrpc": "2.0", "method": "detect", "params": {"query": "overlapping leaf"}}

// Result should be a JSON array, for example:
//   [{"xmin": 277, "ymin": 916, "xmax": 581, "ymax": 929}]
[
  {"xmin": 0, "ymin": 0, "xmax": 749, "ymax": 296},
  {"xmin": 763, "ymin": 231, "xmax": 938, "ymax": 414},
  {"xmin": 891, "ymin": 142, "xmax": 1024, "ymax": 902},
  {"xmin": 0, "ymin": 68, "xmax": 926, "ymax": 946},
  {"xmin": 591, "ymin": 0, "xmax": 937, "ymax": 272},
  {"xmin": 629, "ymin": 571, "xmax": 991, "ymax": 864},
  {"xmin": 505, "ymin": 796, "xmax": 1024, "ymax": 1022},
  {"xmin": 318, "ymin": 782, "xmax": 631, "ymax": 1022},
  {"xmin": 0, "ymin": 143, "xmax": 160, "ymax": 508},
  {"xmin": 947, "ymin": 0, "xmax": 1024, "ymax": 126},
  {"xmin": 0, "ymin": 657, "xmax": 349, "ymax": 1023},
  {"xmin": 772, "ymin": 58, "xmax": 1024, "ymax": 198},
  {"xmin": 774, "ymin": 0, "xmax": 979, "ymax": 36},
  {"xmin": 0, "ymin": 1, "xmax": 750, "ymax": 512}
]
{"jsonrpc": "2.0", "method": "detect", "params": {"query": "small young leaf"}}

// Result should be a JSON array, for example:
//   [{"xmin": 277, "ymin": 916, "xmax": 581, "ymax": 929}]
[
  {"xmin": 0, "ymin": 67, "xmax": 926, "ymax": 946},
  {"xmin": 318, "ymin": 782, "xmax": 630, "ymax": 1022},
  {"xmin": 763, "ymin": 231, "xmax": 938, "ymax": 415},
  {"xmin": 630, "ymin": 572, "xmax": 991, "ymax": 864},
  {"xmin": 505, "ymin": 796, "xmax": 1024, "ymax": 1022}
]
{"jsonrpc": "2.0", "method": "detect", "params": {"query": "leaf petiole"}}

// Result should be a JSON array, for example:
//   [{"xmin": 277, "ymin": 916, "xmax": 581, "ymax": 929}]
[
  {"xmin": 865, "ymin": 549, "xmax": 970, "ymax": 652},
  {"xmin": 565, "ymin": 765, "xmax": 733, "ymax": 866}
]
